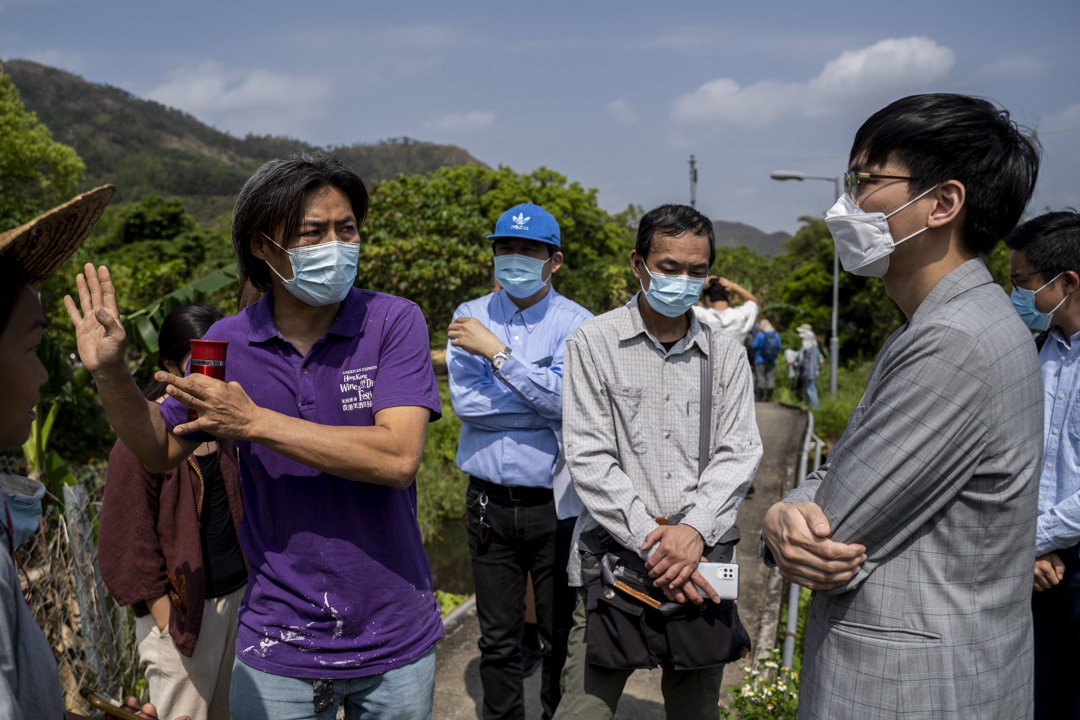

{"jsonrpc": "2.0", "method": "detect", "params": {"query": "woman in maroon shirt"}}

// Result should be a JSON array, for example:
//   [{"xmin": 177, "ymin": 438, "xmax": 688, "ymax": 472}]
[{"xmin": 98, "ymin": 304, "xmax": 246, "ymax": 720}]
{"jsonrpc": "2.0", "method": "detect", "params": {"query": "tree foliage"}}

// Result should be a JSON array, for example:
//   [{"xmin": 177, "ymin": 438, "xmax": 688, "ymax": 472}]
[
  {"xmin": 709, "ymin": 216, "xmax": 907, "ymax": 362},
  {"xmin": 0, "ymin": 72, "xmax": 84, "ymax": 231},
  {"xmin": 37, "ymin": 195, "xmax": 236, "ymax": 398},
  {"xmin": 359, "ymin": 164, "xmax": 635, "ymax": 343}
]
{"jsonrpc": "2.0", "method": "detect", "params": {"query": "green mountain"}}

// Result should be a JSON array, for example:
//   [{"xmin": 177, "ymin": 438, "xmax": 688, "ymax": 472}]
[
  {"xmin": 712, "ymin": 219, "xmax": 791, "ymax": 256},
  {"xmin": 3, "ymin": 59, "xmax": 486, "ymax": 222}
]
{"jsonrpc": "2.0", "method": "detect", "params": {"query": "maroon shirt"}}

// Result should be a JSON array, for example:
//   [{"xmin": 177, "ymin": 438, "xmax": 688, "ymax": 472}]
[{"xmin": 98, "ymin": 438, "xmax": 244, "ymax": 657}]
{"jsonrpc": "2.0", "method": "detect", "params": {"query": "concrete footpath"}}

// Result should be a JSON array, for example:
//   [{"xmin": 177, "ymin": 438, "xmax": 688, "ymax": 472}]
[{"xmin": 432, "ymin": 402, "xmax": 808, "ymax": 719}]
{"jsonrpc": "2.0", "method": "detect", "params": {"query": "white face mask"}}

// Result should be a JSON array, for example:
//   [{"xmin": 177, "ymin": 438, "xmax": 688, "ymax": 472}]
[{"xmin": 824, "ymin": 184, "xmax": 939, "ymax": 278}]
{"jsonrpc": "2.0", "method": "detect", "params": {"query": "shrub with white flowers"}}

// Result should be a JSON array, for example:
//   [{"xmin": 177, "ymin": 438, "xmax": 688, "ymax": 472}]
[{"xmin": 720, "ymin": 649, "xmax": 799, "ymax": 720}]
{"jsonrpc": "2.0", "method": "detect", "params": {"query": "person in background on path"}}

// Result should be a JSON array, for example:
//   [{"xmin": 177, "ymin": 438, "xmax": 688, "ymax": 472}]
[
  {"xmin": 783, "ymin": 347, "xmax": 800, "ymax": 395},
  {"xmin": 761, "ymin": 93, "xmax": 1042, "ymax": 719},
  {"xmin": 694, "ymin": 275, "xmax": 758, "ymax": 345},
  {"xmin": 67, "ymin": 152, "xmax": 443, "ymax": 720},
  {"xmin": 555, "ymin": 203, "xmax": 760, "ymax": 720},
  {"xmin": 447, "ymin": 202, "xmax": 592, "ymax": 720},
  {"xmin": 99, "ymin": 303, "xmax": 245, "ymax": 720},
  {"xmin": 1005, "ymin": 210, "xmax": 1080, "ymax": 719},
  {"xmin": 0, "ymin": 186, "xmax": 186, "ymax": 720},
  {"xmin": 750, "ymin": 319, "xmax": 780, "ymax": 402},
  {"xmin": 795, "ymin": 323, "xmax": 820, "ymax": 411}
]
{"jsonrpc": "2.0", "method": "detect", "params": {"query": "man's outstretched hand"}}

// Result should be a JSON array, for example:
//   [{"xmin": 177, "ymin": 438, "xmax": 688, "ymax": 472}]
[{"xmin": 64, "ymin": 264, "xmax": 127, "ymax": 376}]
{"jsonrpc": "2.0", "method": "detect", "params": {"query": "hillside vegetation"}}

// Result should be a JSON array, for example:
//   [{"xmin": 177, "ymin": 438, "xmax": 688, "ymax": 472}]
[{"xmin": 3, "ymin": 59, "xmax": 486, "ymax": 222}]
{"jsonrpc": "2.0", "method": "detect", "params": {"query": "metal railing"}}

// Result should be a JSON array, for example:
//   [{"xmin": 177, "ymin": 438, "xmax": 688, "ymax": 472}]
[{"xmin": 781, "ymin": 411, "xmax": 823, "ymax": 669}]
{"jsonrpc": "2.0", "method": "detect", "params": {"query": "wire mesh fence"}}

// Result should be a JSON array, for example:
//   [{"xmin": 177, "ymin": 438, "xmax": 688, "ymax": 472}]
[{"xmin": 4, "ymin": 454, "xmax": 145, "ymax": 715}]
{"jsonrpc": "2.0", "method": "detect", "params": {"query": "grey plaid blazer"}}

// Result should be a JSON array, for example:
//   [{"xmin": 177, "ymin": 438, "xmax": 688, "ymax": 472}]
[{"xmin": 783, "ymin": 260, "xmax": 1042, "ymax": 719}]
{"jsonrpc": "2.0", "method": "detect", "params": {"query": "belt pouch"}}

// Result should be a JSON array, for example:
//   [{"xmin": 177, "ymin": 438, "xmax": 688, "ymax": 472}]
[{"xmin": 578, "ymin": 526, "xmax": 751, "ymax": 671}]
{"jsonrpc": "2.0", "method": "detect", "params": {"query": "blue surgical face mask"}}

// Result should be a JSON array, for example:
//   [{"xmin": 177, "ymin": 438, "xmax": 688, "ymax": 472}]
[
  {"xmin": 262, "ymin": 232, "xmax": 359, "ymax": 307},
  {"xmin": 1011, "ymin": 272, "xmax": 1067, "ymax": 332},
  {"xmin": 1, "ymin": 474, "xmax": 44, "ymax": 552},
  {"xmin": 639, "ymin": 260, "xmax": 706, "ymax": 318},
  {"xmin": 494, "ymin": 254, "xmax": 551, "ymax": 299}
]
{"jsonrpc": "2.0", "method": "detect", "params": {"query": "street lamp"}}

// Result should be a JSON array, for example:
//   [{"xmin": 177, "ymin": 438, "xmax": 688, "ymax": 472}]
[{"xmin": 770, "ymin": 170, "xmax": 840, "ymax": 399}]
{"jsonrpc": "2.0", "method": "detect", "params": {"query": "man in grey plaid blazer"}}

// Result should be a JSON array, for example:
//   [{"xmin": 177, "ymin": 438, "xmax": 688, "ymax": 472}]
[{"xmin": 763, "ymin": 94, "xmax": 1043, "ymax": 719}]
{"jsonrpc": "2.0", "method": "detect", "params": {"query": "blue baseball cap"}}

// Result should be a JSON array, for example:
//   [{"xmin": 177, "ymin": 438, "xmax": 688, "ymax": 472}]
[{"xmin": 487, "ymin": 202, "xmax": 561, "ymax": 248}]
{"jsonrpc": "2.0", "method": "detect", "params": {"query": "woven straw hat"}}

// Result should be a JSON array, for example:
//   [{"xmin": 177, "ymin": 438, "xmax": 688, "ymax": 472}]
[{"xmin": 0, "ymin": 185, "xmax": 115, "ymax": 284}]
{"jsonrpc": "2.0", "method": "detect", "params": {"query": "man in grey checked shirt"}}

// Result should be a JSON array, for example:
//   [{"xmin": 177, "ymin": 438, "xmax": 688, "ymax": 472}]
[
  {"xmin": 554, "ymin": 204, "xmax": 762, "ymax": 720},
  {"xmin": 762, "ymin": 94, "xmax": 1043, "ymax": 719}
]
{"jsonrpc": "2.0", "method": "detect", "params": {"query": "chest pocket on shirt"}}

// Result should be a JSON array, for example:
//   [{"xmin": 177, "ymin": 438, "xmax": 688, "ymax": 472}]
[
  {"xmin": 1067, "ymin": 403, "xmax": 1080, "ymax": 441},
  {"xmin": 604, "ymin": 383, "xmax": 646, "ymax": 455}
]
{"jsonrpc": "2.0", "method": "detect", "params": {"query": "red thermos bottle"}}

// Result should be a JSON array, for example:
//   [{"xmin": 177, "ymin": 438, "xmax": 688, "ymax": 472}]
[{"xmin": 186, "ymin": 339, "xmax": 228, "ymax": 422}]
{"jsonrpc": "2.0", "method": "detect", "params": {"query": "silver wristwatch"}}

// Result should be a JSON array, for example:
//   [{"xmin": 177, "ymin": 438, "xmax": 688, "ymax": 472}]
[{"xmin": 490, "ymin": 346, "xmax": 512, "ymax": 371}]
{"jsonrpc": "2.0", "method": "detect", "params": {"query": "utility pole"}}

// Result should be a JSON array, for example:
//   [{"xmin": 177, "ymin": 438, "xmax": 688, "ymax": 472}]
[{"xmin": 689, "ymin": 155, "xmax": 697, "ymax": 208}]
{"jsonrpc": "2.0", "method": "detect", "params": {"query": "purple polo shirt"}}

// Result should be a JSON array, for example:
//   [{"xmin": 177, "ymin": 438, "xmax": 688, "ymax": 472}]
[{"xmin": 160, "ymin": 287, "xmax": 443, "ymax": 679}]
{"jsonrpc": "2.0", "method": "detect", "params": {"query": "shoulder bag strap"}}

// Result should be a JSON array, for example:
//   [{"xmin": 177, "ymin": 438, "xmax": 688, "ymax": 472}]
[{"xmin": 699, "ymin": 324, "xmax": 713, "ymax": 480}]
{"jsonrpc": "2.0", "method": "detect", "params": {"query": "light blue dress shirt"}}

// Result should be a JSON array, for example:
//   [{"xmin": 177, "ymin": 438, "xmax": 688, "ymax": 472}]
[
  {"xmin": 1037, "ymin": 326, "xmax": 1080, "ymax": 556},
  {"xmin": 448, "ymin": 287, "xmax": 592, "ymax": 488}
]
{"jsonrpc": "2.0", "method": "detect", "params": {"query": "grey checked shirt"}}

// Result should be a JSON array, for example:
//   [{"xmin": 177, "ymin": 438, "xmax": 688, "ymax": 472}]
[{"xmin": 563, "ymin": 293, "xmax": 762, "ymax": 585}]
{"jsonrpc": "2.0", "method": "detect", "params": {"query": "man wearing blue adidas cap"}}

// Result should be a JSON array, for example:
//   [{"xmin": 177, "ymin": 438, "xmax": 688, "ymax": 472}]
[{"xmin": 447, "ymin": 202, "xmax": 593, "ymax": 719}]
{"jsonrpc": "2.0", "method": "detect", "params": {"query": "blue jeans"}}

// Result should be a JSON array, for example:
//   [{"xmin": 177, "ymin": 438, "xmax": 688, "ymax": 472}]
[
  {"xmin": 467, "ymin": 478, "xmax": 577, "ymax": 720},
  {"xmin": 229, "ymin": 645, "xmax": 436, "ymax": 720},
  {"xmin": 804, "ymin": 377, "xmax": 819, "ymax": 410},
  {"xmin": 1033, "ymin": 547, "xmax": 1080, "ymax": 719}
]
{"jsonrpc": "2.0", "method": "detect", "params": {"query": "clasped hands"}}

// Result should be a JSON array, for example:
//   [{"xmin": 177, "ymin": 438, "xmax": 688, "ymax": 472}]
[
  {"xmin": 1034, "ymin": 552, "xmax": 1065, "ymax": 592},
  {"xmin": 762, "ymin": 501, "xmax": 866, "ymax": 591},
  {"xmin": 641, "ymin": 523, "xmax": 718, "ymax": 606}
]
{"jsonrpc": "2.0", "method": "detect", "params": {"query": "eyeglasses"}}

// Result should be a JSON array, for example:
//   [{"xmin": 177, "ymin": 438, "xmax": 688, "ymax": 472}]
[
  {"xmin": 843, "ymin": 171, "xmax": 915, "ymax": 200},
  {"xmin": 1008, "ymin": 272, "xmax": 1034, "ymax": 293}
]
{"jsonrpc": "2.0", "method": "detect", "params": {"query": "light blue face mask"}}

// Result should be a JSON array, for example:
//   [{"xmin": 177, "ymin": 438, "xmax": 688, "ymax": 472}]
[
  {"xmin": 1011, "ymin": 272, "xmax": 1068, "ymax": 332},
  {"xmin": 262, "ymin": 232, "xmax": 359, "ymax": 307},
  {"xmin": 494, "ymin": 254, "xmax": 551, "ymax": 299},
  {"xmin": 1, "ymin": 474, "xmax": 44, "ymax": 552},
  {"xmin": 639, "ymin": 260, "xmax": 706, "ymax": 318}
]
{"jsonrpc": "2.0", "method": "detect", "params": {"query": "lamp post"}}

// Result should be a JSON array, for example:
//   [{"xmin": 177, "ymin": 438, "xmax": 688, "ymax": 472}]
[{"xmin": 770, "ymin": 170, "xmax": 840, "ymax": 398}]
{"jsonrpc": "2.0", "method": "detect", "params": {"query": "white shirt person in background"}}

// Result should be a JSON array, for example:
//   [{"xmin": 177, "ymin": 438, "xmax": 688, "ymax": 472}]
[{"xmin": 693, "ymin": 275, "xmax": 758, "ymax": 345}]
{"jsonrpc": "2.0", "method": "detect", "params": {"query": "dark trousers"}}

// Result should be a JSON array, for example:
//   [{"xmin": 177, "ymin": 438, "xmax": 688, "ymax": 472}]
[
  {"xmin": 1033, "ymin": 547, "xmax": 1080, "ymax": 719},
  {"xmin": 467, "ymin": 478, "xmax": 577, "ymax": 720},
  {"xmin": 554, "ymin": 592, "xmax": 725, "ymax": 720}
]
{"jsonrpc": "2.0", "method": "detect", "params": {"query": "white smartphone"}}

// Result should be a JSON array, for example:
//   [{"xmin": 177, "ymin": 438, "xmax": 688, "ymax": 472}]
[{"xmin": 692, "ymin": 562, "xmax": 740, "ymax": 600}]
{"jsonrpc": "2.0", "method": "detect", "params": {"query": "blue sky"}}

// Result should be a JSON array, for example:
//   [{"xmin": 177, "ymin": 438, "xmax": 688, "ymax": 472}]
[{"xmin": 3, "ymin": 0, "xmax": 1078, "ymax": 235}]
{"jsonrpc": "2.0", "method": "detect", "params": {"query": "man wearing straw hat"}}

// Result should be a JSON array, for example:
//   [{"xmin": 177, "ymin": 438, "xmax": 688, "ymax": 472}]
[
  {"xmin": 0, "ymin": 185, "xmax": 185, "ymax": 719},
  {"xmin": 794, "ymin": 323, "xmax": 820, "ymax": 410}
]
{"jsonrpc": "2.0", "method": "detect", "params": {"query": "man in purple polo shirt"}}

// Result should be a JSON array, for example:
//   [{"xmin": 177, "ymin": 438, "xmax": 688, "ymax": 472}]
[{"xmin": 65, "ymin": 152, "xmax": 443, "ymax": 720}]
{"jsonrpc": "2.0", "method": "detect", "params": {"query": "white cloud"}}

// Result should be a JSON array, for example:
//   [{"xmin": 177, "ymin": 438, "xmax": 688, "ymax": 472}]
[
  {"xmin": 671, "ymin": 37, "xmax": 955, "ymax": 127},
  {"xmin": 422, "ymin": 110, "xmax": 495, "ymax": 134},
  {"xmin": 607, "ymin": 99, "xmax": 638, "ymax": 126},
  {"xmin": 962, "ymin": 56, "xmax": 1047, "ymax": 84},
  {"xmin": 148, "ymin": 62, "xmax": 333, "ymax": 138},
  {"xmin": 1040, "ymin": 103, "xmax": 1080, "ymax": 135}
]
